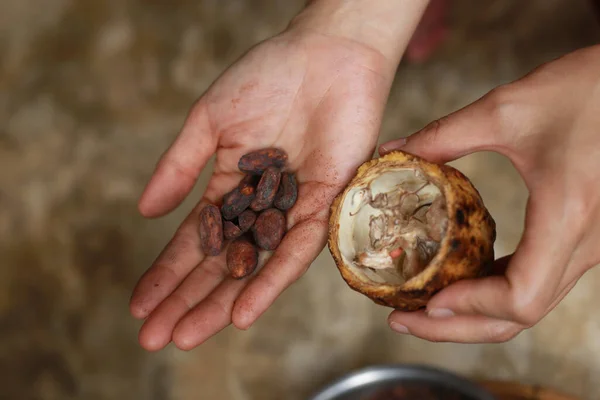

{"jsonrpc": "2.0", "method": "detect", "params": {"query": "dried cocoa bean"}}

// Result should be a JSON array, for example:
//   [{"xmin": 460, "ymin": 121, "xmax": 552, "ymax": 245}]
[
  {"xmin": 223, "ymin": 220, "xmax": 242, "ymax": 240},
  {"xmin": 274, "ymin": 172, "xmax": 298, "ymax": 211},
  {"xmin": 238, "ymin": 209, "xmax": 256, "ymax": 233},
  {"xmin": 238, "ymin": 148, "xmax": 288, "ymax": 175},
  {"xmin": 221, "ymin": 174, "xmax": 257, "ymax": 220},
  {"xmin": 250, "ymin": 166, "xmax": 281, "ymax": 211},
  {"xmin": 227, "ymin": 237, "xmax": 258, "ymax": 279},
  {"xmin": 221, "ymin": 188, "xmax": 252, "ymax": 220},
  {"xmin": 239, "ymin": 173, "xmax": 258, "ymax": 193},
  {"xmin": 198, "ymin": 204, "xmax": 224, "ymax": 256},
  {"xmin": 252, "ymin": 208, "xmax": 286, "ymax": 250}
]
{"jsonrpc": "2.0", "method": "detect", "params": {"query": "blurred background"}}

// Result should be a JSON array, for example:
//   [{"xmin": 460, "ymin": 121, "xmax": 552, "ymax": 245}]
[{"xmin": 1, "ymin": 0, "xmax": 600, "ymax": 399}]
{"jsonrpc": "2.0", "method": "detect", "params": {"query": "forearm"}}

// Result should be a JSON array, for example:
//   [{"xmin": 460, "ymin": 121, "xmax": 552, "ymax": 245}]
[{"xmin": 290, "ymin": 0, "xmax": 429, "ymax": 67}]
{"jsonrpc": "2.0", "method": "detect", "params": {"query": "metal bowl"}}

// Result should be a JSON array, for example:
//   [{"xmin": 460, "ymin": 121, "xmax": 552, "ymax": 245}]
[{"xmin": 308, "ymin": 364, "xmax": 497, "ymax": 400}]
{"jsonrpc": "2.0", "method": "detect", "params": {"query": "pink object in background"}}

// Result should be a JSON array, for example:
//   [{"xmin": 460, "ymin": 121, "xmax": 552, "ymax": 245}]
[
  {"xmin": 406, "ymin": 0, "xmax": 450, "ymax": 63},
  {"xmin": 405, "ymin": 0, "xmax": 600, "ymax": 63},
  {"xmin": 592, "ymin": 0, "xmax": 600, "ymax": 22}
]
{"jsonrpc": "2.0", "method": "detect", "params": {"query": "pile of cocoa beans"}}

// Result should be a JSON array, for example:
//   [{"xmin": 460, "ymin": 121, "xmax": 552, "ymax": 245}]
[{"xmin": 198, "ymin": 148, "xmax": 298, "ymax": 279}]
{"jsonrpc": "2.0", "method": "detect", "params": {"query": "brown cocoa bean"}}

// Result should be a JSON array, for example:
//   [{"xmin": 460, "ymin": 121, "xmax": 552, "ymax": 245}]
[
  {"xmin": 221, "ymin": 174, "xmax": 257, "ymax": 220},
  {"xmin": 250, "ymin": 166, "xmax": 281, "ymax": 211},
  {"xmin": 252, "ymin": 208, "xmax": 286, "ymax": 250},
  {"xmin": 227, "ymin": 237, "xmax": 258, "ymax": 279},
  {"xmin": 221, "ymin": 188, "xmax": 252, "ymax": 220},
  {"xmin": 198, "ymin": 204, "xmax": 224, "ymax": 256},
  {"xmin": 274, "ymin": 172, "xmax": 298, "ymax": 211},
  {"xmin": 239, "ymin": 173, "xmax": 258, "ymax": 193},
  {"xmin": 238, "ymin": 209, "xmax": 257, "ymax": 233},
  {"xmin": 238, "ymin": 148, "xmax": 288, "ymax": 175},
  {"xmin": 223, "ymin": 220, "xmax": 242, "ymax": 240}
]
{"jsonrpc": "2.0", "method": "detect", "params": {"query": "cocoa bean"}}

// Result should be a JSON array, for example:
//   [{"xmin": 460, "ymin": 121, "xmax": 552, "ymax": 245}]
[
  {"xmin": 238, "ymin": 209, "xmax": 257, "ymax": 233},
  {"xmin": 221, "ymin": 188, "xmax": 252, "ymax": 220},
  {"xmin": 227, "ymin": 237, "xmax": 258, "ymax": 279},
  {"xmin": 223, "ymin": 220, "xmax": 242, "ymax": 240},
  {"xmin": 198, "ymin": 204, "xmax": 224, "ymax": 256},
  {"xmin": 250, "ymin": 166, "xmax": 281, "ymax": 211},
  {"xmin": 238, "ymin": 148, "xmax": 288, "ymax": 175},
  {"xmin": 274, "ymin": 172, "xmax": 298, "ymax": 211},
  {"xmin": 239, "ymin": 173, "xmax": 258, "ymax": 194},
  {"xmin": 221, "ymin": 174, "xmax": 257, "ymax": 220},
  {"xmin": 252, "ymin": 208, "xmax": 286, "ymax": 250}
]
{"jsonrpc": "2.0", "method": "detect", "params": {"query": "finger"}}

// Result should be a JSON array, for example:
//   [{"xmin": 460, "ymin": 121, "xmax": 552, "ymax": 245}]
[
  {"xmin": 424, "ymin": 255, "xmax": 513, "ymax": 318},
  {"xmin": 231, "ymin": 217, "xmax": 328, "ymax": 329},
  {"xmin": 129, "ymin": 200, "xmax": 208, "ymax": 319},
  {"xmin": 137, "ymin": 253, "xmax": 228, "ymax": 351},
  {"xmin": 388, "ymin": 310, "xmax": 522, "ymax": 343},
  {"xmin": 172, "ymin": 277, "xmax": 248, "ymax": 350},
  {"xmin": 138, "ymin": 100, "xmax": 217, "ymax": 218},
  {"xmin": 425, "ymin": 191, "xmax": 578, "ymax": 326},
  {"xmin": 378, "ymin": 88, "xmax": 512, "ymax": 164}
]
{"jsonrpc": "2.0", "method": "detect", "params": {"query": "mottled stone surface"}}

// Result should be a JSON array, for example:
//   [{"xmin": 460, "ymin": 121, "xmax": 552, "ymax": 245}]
[{"xmin": 1, "ymin": 1, "xmax": 599, "ymax": 399}]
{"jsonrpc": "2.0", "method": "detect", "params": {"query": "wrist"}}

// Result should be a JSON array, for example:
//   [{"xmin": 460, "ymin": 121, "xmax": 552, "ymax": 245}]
[{"xmin": 289, "ymin": 0, "xmax": 429, "ymax": 67}]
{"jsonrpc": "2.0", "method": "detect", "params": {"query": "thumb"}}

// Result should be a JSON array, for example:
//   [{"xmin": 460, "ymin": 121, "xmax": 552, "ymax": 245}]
[
  {"xmin": 426, "ymin": 188, "xmax": 577, "ymax": 325},
  {"xmin": 379, "ymin": 90, "xmax": 508, "ymax": 164}
]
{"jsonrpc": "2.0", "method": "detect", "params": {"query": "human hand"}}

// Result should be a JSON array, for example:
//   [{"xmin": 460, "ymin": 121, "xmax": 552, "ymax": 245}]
[
  {"xmin": 380, "ymin": 44, "xmax": 600, "ymax": 343},
  {"xmin": 129, "ymin": 1, "xmax": 428, "ymax": 351}
]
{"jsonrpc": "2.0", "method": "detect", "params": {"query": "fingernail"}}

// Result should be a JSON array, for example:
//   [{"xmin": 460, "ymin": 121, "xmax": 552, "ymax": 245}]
[
  {"xmin": 390, "ymin": 322, "xmax": 410, "ymax": 334},
  {"xmin": 379, "ymin": 138, "xmax": 407, "ymax": 154},
  {"xmin": 427, "ymin": 308, "xmax": 455, "ymax": 318}
]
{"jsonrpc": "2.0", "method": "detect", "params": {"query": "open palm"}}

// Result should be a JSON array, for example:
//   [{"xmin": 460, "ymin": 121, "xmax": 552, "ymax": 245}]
[{"xmin": 129, "ymin": 30, "xmax": 396, "ymax": 351}]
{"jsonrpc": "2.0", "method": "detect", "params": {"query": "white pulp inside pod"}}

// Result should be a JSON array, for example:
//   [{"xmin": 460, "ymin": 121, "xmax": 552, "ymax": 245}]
[{"xmin": 337, "ymin": 168, "xmax": 448, "ymax": 285}]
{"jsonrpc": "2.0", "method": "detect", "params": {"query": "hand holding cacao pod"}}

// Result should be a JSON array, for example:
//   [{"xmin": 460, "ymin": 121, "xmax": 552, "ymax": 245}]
[{"xmin": 380, "ymin": 45, "xmax": 600, "ymax": 344}]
